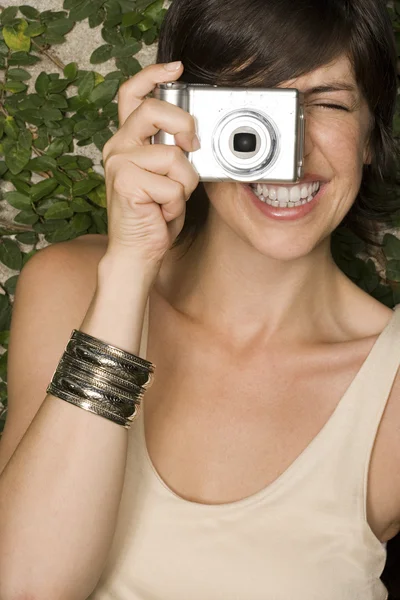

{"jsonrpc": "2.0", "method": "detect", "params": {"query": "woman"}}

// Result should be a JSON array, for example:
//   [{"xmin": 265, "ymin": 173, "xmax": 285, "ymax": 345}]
[{"xmin": 0, "ymin": 0, "xmax": 399, "ymax": 598}]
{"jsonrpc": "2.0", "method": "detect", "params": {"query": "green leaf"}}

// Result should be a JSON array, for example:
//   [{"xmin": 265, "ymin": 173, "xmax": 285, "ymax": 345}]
[
  {"xmin": 142, "ymin": 26, "xmax": 157, "ymax": 45},
  {"xmin": 42, "ymin": 107, "xmax": 63, "ymax": 121},
  {"xmin": 3, "ymin": 20, "xmax": 31, "ymax": 52},
  {"xmin": 0, "ymin": 238, "xmax": 23, "ymax": 271},
  {"xmin": 46, "ymin": 18, "xmax": 75, "ymax": 36},
  {"xmin": 121, "ymin": 11, "xmax": 142, "ymax": 26},
  {"xmin": 35, "ymin": 71, "xmax": 50, "ymax": 97},
  {"xmin": 4, "ymin": 116, "xmax": 19, "ymax": 140},
  {"xmin": 0, "ymin": 41, "xmax": 8, "ymax": 56},
  {"xmin": 8, "ymin": 51, "xmax": 41, "ymax": 66},
  {"xmin": 0, "ymin": 331, "xmax": 10, "ymax": 348},
  {"xmin": 70, "ymin": 213, "xmax": 92, "ymax": 233},
  {"xmin": 53, "ymin": 170, "xmax": 73, "ymax": 188},
  {"xmin": 14, "ymin": 209, "xmax": 39, "ymax": 225},
  {"xmin": 143, "ymin": 0, "xmax": 163, "ymax": 20},
  {"xmin": 90, "ymin": 44, "xmax": 113, "ymax": 64},
  {"xmin": 137, "ymin": 16, "xmax": 154, "ymax": 32},
  {"xmin": 0, "ymin": 296, "xmax": 12, "ymax": 332},
  {"xmin": 46, "ymin": 138, "xmax": 65, "ymax": 158},
  {"xmin": 18, "ymin": 128, "xmax": 32, "ymax": 150},
  {"xmin": 88, "ymin": 78, "xmax": 119, "ymax": 107},
  {"xmin": 39, "ymin": 10, "xmax": 68, "ymax": 23},
  {"xmin": 48, "ymin": 79, "xmax": 70, "ymax": 93},
  {"xmin": 18, "ymin": 108, "xmax": 43, "ymax": 126},
  {"xmin": 46, "ymin": 93, "xmax": 68, "ymax": 109},
  {"xmin": 101, "ymin": 26, "xmax": 124, "ymax": 45},
  {"xmin": 70, "ymin": 196, "xmax": 92, "ymax": 212},
  {"xmin": 7, "ymin": 68, "xmax": 31, "ymax": 81},
  {"xmin": 115, "ymin": 56, "xmax": 141, "ymax": 76},
  {"xmin": 0, "ymin": 7, "xmax": 19, "ymax": 25},
  {"xmin": 57, "ymin": 155, "xmax": 79, "ymax": 169},
  {"xmin": 4, "ymin": 139, "xmax": 31, "ymax": 174},
  {"xmin": 103, "ymin": 0, "xmax": 122, "ymax": 27},
  {"xmin": 16, "ymin": 231, "xmax": 38, "ymax": 245},
  {"xmin": 93, "ymin": 128, "xmax": 113, "ymax": 150},
  {"xmin": 63, "ymin": 0, "xmax": 85, "ymax": 9},
  {"xmin": 69, "ymin": 0, "xmax": 105, "ymax": 22},
  {"xmin": 87, "ymin": 183, "xmax": 106, "ymax": 207},
  {"xmin": 35, "ymin": 196, "xmax": 57, "ymax": 216},
  {"xmin": 4, "ymin": 80, "xmax": 28, "ymax": 93},
  {"xmin": 0, "ymin": 162, "xmax": 8, "ymax": 177},
  {"xmin": 45, "ymin": 226, "xmax": 74, "ymax": 243},
  {"xmin": 64, "ymin": 61, "xmax": 78, "ymax": 80},
  {"xmin": 72, "ymin": 178, "xmax": 102, "ymax": 196},
  {"xmin": 78, "ymin": 70, "xmax": 95, "ymax": 99},
  {"xmin": 3, "ymin": 191, "xmax": 31, "ymax": 210},
  {"xmin": 91, "ymin": 209, "xmax": 107, "ymax": 233},
  {"xmin": 19, "ymin": 6, "xmax": 40, "ymax": 19},
  {"xmin": 44, "ymin": 201, "xmax": 74, "ymax": 220},
  {"xmin": 111, "ymin": 40, "xmax": 141, "ymax": 58},
  {"xmin": 30, "ymin": 177, "xmax": 59, "ymax": 202},
  {"xmin": 76, "ymin": 156, "xmax": 93, "ymax": 170},
  {"xmin": 26, "ymin": 155, "xmax": 58, "ymax": 172},
  {"xmin": 383, "ymin": 234, "xmax": 400, "ymax": 260},
  {"xmin": 33, "ymin": 218, "xmax": 68, "ymax": 233},
  {"xmin": 73, "ymin": 118, "xmax": 108, "ymax": 139},
  {"xmin": 4, "ymin": 274, "xmax": 19, "ymax": 295},
  {"xmin": 387, "ymin": 260, "xmax": 400, "ymax": 283},
  {"xmin": 24, "ymin": 22, "xmax": 46, "ymax": 37},
  {"xmin": 89, "ymin": 7, "xmax": 106, "ymax": 28},
  {"xmin": 6, "ymin": 176, "xmax": 30, "ymax": 196}
]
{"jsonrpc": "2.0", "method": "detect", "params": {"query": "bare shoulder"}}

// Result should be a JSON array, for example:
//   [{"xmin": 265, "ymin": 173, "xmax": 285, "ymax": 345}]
[
  {"xmin": 0, "ymin": 234, "xmax": 109, "ymax": 473},
  {"xmin": 26, "ymin": 233, "xmax": 108, "ymax": 285}
]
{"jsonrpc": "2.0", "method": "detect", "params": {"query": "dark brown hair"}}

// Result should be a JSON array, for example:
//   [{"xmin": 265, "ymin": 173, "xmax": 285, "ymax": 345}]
[{"xmin": 156, "ymin": 0, "xmax": 399, "ymax": 253}]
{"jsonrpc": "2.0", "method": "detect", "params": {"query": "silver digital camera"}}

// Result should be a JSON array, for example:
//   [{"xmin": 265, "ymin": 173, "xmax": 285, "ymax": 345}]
[{"xmin": 152, "ymin": 82, "xmax": 305, "ymax": 183}]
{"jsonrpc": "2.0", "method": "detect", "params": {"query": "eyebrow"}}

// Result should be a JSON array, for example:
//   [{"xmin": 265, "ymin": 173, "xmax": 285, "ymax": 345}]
[{"xmin": 304, "ymin": 82, "xmax": 358, "ymax": 95}]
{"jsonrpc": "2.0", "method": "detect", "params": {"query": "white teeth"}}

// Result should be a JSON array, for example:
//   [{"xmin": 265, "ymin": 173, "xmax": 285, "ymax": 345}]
[
  {"xmin": 289, "ymin": 186, "xmax": 301, "ymax": 203},
  {"xmin": 301, "ymin": 185, "xmax": 309, "ymax": 198},
  {"xmin": 277, "ymin": 187, "xmax": 289, "ymax": 204},
  {"xmin": 269, "ymin": 187, "xmax": 277, "ymax": 201},
  {"xmin": 250, "ymin": 180, "xmax": 322, "ymax": 208}
]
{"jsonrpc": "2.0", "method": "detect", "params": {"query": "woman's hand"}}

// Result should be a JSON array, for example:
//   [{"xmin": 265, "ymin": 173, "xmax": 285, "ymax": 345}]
[{"xmin": 102, "ymin": 61, "xmax": 200, "ymax": 268}]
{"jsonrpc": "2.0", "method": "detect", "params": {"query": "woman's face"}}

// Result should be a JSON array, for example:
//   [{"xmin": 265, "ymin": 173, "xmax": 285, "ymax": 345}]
[{"xmin": 203, "ymin": 54, "xmax": 373, "ymax": 262}]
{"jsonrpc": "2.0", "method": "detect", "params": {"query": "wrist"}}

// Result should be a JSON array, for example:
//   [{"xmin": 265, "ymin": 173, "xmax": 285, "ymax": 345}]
[{"xmin": 97, "ymin": 251, "xmax": 161, "ymax": 290}]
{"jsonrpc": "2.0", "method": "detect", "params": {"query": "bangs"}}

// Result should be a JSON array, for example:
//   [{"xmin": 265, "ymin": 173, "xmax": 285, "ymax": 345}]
[{"xmin": 158, "ymin": 0, "xmax": 353, "ymax": 88}]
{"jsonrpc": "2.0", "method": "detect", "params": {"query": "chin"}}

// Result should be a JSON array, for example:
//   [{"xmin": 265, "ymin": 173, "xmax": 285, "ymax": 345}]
[{"xmin": 246, "ymin": 231, "xmax": 326, "ymax": 263}]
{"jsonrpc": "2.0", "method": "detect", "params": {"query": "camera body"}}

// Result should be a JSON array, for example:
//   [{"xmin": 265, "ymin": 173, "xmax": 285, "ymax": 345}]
[{"xmin": 152, "ymin": 82, "xmax": 305, "ymax": 183}]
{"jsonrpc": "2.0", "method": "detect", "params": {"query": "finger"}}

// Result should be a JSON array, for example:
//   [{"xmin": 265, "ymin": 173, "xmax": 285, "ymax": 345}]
[
  {"xmin": 105, "ymin": 144, "xmax": 199, "ymax": 202},
  {"xmin": 106, "ymin": 159, "xmax": 187, "ymax": 223},
  {"xmin": 111, "ymin": 97, "xmax": 199, "ymax": 154},
  {"xmin": 118, "ymin": 61, "xmax": 184, "ymax": 127}
]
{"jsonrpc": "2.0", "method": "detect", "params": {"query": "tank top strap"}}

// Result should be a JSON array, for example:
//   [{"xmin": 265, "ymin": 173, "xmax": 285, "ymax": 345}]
[
  {"xmin": 320, "ymin": 304, "xmax": 400, "ymax": 512},
  {"xmin": 138, "ymin": 296, "xmax": 150, "ymax": 360},
  {"xmin": 342, "ymin": 304, "xmax": 400, "ymax": 421}
]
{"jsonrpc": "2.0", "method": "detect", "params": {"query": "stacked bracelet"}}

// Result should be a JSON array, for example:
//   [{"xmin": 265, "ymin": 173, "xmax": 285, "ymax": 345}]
[{"xmin": 46, "ymin": 329, "xmax": 155, "ymax": 429}]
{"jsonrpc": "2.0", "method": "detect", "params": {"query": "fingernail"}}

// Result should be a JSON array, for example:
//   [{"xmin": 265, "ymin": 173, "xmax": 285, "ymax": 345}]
[
  {"xmin": 192, "ymin": 134, "xmax": 201, "ymax": 151},
  {"xmin": 164, "ymin": 61, "xmax": 182, "ymax": 72}
]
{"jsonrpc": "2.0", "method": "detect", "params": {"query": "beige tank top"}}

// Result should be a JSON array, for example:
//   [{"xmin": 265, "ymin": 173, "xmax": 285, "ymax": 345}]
[{"xmin": 89, "ymin": 302, "xmax": 400, "ymax": 600}]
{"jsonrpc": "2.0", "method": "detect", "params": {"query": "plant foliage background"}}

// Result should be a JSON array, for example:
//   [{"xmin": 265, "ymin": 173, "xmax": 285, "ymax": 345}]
[{"xmin": 0, "ymin": 0, "xmax": 399, "ymax": 434}]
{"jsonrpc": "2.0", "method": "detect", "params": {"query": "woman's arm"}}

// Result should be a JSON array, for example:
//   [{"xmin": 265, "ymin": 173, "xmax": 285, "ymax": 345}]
[{"xmin": 0, "ymin": 240, "xmax": 156, "ymax": 600}]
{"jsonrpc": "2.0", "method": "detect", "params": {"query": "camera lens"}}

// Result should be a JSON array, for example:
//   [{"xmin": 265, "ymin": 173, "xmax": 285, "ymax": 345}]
[{"xmin": 233, "ymin": 132, "xmax": 257, "ymax": 153}]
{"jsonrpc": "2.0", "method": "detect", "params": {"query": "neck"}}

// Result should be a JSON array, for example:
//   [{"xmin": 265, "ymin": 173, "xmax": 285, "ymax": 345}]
[{"xmin": 157, "ymin": 214, "xmax": 349, "ymax": 346}]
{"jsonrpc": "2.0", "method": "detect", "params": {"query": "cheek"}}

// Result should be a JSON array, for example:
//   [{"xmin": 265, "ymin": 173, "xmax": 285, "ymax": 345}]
[
  {"xmin": 308, "ymin": 114, "xmax": 368, "ymax": 175},
  {"xmin": 204, "ymin": 183, "xmax": 238, "ymax": 208}
]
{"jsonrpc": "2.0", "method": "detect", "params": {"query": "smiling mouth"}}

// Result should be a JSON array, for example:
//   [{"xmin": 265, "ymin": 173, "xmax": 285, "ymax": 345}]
[{"xmin": 249, "ymin": 181, "xmax": 321, "ymax": 208}]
